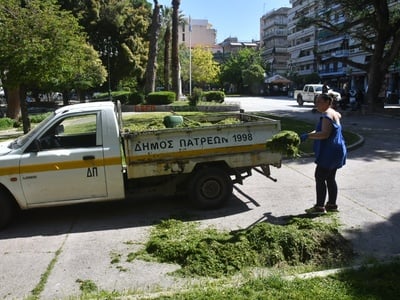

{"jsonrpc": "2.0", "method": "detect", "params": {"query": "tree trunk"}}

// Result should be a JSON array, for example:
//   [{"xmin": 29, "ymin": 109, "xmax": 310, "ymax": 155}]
[
  {"xmin": 63, "ymin": 89, "xmax": 69, "ymax": 106},
  {"xmin": 365, "ymin": 51, "xmax": 390, "ymax": 113},
  {"xmin": 144, "ymin": 1, "xmax": 161, "ymax": 95},
  {"xmin": 163, "ymin": 25, "xmax": 171, "ymax": 91},
  {"xmin": 171, "ymin": 0, "xmax": 181, "ymax": 100},
  {"xmin": 6, "ymin": 87, "xmax": 21, "ymax": 120},
  {"xmin": 19, "ymin": 86, "xmax": 31, "ymax": 133}
]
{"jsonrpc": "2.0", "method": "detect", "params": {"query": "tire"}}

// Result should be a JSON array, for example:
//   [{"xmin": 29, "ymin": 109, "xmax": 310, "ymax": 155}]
[
  {"xmin": 0, "ymin": 191, "xmax": 16, "ymax": 229},
  {"xmin": 188, "ymin": 167, "xmax": 233, "ymax": 209},
  {"xmin": 297, "ymin": 95, "xmax": 304, "ymax": 106}
]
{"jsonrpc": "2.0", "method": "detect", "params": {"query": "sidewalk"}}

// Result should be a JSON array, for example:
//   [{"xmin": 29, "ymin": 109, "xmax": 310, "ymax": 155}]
[{"xmin": 0, "ymin": 128, "xmax": 22, "ymax": 139}]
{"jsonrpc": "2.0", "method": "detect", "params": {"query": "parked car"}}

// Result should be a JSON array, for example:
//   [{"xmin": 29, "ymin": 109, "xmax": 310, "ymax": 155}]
[{"xmin": 294, "ymin": 84, "xmax": 341, "ymax": 106}]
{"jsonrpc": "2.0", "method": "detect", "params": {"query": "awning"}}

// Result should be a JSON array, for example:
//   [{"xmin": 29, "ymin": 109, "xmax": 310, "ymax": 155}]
[
  {"xmin": 351, "ymin": 55, "xmax": 366, "ymax": 64},
  {"xmin": 265, "ymin": 74, "xmax": 291, "ymax": 84}
]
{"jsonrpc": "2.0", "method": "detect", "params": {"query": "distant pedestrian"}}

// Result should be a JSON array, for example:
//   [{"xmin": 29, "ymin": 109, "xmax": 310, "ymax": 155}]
[
  {"xmin": 355, "ymin": 88, "xmax": 364, "ymax": 110},
  {"xmin": 322, "ymin": 82, "xmax": 328, "ymax": 94},
  {"xmin": 300, "ymin": 93, "xmax": 347, "ymax": 215}
]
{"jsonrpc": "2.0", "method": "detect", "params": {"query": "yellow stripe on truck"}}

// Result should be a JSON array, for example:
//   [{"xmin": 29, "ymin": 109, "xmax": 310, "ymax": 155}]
[
  {"xmin": 0, "ymin": 166, "xmax": 19, "ymax": 177},
  {"xmin": 0, "ymin": 157, "xmax": 122, "ymax": 176}
]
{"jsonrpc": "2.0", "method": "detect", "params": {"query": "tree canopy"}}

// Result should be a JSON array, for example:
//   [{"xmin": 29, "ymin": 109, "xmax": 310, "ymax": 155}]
[
  {"xmin": 0, "ymin": 0, "xmax": 105, "ymax": 91},
  {"xmin": 190, "ymin": 47, "xmax": 220, "ymax": 88},
  {"xmin": 220, "ymin": 48, "xmax": 265, "ymax": 94},
  {"xmin": 0, "ymin": 0, "xmax": 106, "ymax": 128},
  {"xmin": 58, "ymin": 0, "xmax": 152, "ymax": 91},
  {"xmin": 300, "ymin": 0, "xmax": 400, "ymax": 110}
]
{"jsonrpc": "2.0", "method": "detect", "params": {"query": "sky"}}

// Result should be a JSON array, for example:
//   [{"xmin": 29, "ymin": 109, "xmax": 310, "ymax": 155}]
[{"xmin": 156, "ymin": 0, "xmax": 291, "ymax": 43}]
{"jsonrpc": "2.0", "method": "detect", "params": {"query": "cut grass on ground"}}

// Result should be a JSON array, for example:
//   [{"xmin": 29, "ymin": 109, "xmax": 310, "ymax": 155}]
[
  {"xmin": 129, "ymin": 218, "xmax": 353, "ymax": 278},
  {"xmin": 76, "ymin": 218, "xmax": 399, "ymax": 300}
]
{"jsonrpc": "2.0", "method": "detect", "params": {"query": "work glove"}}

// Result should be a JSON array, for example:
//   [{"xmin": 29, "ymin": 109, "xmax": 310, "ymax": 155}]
[{"xmin": 300, "ymin": 133, "xmax": 308, "ymax": 143}]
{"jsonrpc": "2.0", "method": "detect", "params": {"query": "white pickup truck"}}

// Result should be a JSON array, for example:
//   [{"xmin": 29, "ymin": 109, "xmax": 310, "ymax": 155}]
[
  {"xmin": 294, "ymin": 84, "xmax": 341, "ymax": 106},
  {"xmin": 0, "ymin": 102, "xmax": 282, "ymax": 228}
]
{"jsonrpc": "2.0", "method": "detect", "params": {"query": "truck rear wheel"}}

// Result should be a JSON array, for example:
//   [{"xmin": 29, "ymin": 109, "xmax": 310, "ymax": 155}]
[
  {"xmin": 0, "ymin": 191, "xmax": 16, "ymax": 229},
  {"xmin": 188, "ymin": 167, "xmax": 233, "ymax": 209}
]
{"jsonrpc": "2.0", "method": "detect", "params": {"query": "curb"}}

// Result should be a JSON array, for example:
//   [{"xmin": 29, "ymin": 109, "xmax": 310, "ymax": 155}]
[{"xmin": 284, "ymin": 255, "xmax": 400, "ymax": 281}]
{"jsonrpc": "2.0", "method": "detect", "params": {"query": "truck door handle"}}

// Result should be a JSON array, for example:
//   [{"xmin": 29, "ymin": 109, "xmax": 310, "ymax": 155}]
[{"xmin": 83, "ymin": 155, "xmax": 95, "ymax": 160}]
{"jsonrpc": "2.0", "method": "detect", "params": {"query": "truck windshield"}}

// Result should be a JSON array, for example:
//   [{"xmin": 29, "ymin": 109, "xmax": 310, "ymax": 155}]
[{"xmin": 8, "ymin": 112, "xmax": 56, "ymax": 149}]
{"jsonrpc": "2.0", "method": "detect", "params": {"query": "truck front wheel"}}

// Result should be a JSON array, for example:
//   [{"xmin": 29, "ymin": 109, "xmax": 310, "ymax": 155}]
[
  {"xmin": 0, "ymin": 191, "xmax": 17, "ymax": 229},
  {"xmin": 188, "ymin": 167, "xmax": 233, "ymax": 209},
  {"xmin": 297, "ymin": 95, "xmax": 304, "ymax": 106}
]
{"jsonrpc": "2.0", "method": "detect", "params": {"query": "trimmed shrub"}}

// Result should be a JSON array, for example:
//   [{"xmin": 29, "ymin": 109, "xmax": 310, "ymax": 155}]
[
  {"xmin": 203, "ymin": 91, "xmax": 225, "ymax": 103},
  {"xmin": 0, "ymin": 117, "xmax": 15, "ymax": 130},
  {"xmin": 127, "ymin": 92, "xmax": 145, "ymax": 105},
  {"xmin": 30, "ymin": 113, "xmax": 51, "ymax": 124},
  {"xmin": 112, "ymin": 91, "xmax": 131, "ymax": 104},
  {"xmin": 188, "ymin": 88, "xmax": 203, "ymax": 106},
  {"xmin": 146, "ymin": 91, "xmax": 175, "ymax": 105}
]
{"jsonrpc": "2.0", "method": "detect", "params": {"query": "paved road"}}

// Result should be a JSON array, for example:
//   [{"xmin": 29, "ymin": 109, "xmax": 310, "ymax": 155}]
[
  {"xmin": 225, "ymin": 96, "xmax": 400, "ymax": 258},
  {"xmin": 0, "ymin": 96, "xmax": 399, "ymax": 299}
]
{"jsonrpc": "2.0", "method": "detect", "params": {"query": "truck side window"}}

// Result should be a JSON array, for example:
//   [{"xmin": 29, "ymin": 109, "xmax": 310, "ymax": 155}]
[
  {"xmin": 29, "ymin": 113, "xmax": 99, "ymax": 151},
  {"xmin": 309, "ymin": 87, "xmax": 314, "ymax": 92},
  {"xmin": 54, "ymin": 114, "xmax": 98, "ymax": 148}
]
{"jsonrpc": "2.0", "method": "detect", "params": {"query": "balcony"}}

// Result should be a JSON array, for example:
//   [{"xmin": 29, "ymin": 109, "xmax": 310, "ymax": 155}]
[
  {"xmin": 321, "ymin": 50, "xmax": 350, "ymax": 60},
  {"xmin": 319, "ymin": 66, "xmax": 348, "ymax": 77},
  {"xmin": 296, "ymin": 54, "xmax": 315, "ymax": 64},
  {"xmin": 288, "ymin": 40, "xmax": 315, "ymax": 53},
  {"xmin": 288, "ymin": 26, "xmax": 315, "ymax": 41}
]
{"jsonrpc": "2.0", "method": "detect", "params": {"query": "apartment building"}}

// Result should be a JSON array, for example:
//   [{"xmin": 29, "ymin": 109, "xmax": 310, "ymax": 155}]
[
  {"xmin": 179, "ymin": 18, "xmax": 217, "ymax": 48},
  {"xmin": 287, "ymin": 0, "xmax": 319, "ymax": 78},
  {"xmin": 286, "ymin": 0, "xmax": 399, "ymax": 100},
  {"xmin": 218, "ymin": 37, "xmax": 258, "ymax": 61},
  {"xmin": 316, "ymin": 3, "xmax": 369, "ymax": 92},
  {"xmin": 260, "ymin": 7, "xmax": 290, "ymax": 76}
]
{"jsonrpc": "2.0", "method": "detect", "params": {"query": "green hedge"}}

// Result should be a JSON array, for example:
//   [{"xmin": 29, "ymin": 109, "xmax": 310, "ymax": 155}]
[
  {"xmin": 107, "ymin": 91, "xmax": 145, "ymax": 105},
  {"xmin": 146, "ymin": 91, "xmax": 176, "ymax": 105},
  {"xmin": 203, "ymin": 91, "xmax": 225, "ymax": 103},
  {"xmin": 127, "ymin": 92, "xmax": 145, "ymax": 105},
  {"xmin": 0, "ymin": 117, "xmax": 15, "ymax": 130},
  {"xmin": 112, "ymin": 91, "xmax": 130, "ymax": 104}
]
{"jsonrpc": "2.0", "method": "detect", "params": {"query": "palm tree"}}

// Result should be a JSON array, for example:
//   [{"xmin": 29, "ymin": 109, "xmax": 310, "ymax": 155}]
[
  {"xmin": 144, "ymin": 0, "xmax": 162, "ymax": 94},
  {"xmin": 161, "ymin": 6, "xmax": 172, "ymax": 91},
  {"xmin": 171, "ymin": 0, "xmax": 181, "ymax": 100}
]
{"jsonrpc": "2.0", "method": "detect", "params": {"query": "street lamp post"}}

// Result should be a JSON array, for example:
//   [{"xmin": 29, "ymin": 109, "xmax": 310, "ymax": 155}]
[{"xmin": 100, "ymin": 36, "xmax": 118, "ymax": 101}]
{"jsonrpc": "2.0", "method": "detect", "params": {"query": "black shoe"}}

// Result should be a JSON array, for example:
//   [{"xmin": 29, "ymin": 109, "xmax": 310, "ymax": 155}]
[
  {"xmin": 325, "ymin": 204, "xmax": 338, "ymax": 212},
  {"xmin": 305, "ymin": 206, "xmax": 327, "ymax": 215}
]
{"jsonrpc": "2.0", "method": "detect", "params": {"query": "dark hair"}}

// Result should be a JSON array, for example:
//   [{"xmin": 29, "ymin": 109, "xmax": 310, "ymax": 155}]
[{"xmin": 318, "ymin": 93, "xmax": 333, "ymax": 104}]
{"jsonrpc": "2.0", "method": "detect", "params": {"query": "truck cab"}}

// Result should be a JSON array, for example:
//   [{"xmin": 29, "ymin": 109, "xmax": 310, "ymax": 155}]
[{"xmin": 0, "ymin": 102, "xmax": 126, "ymax": 227}]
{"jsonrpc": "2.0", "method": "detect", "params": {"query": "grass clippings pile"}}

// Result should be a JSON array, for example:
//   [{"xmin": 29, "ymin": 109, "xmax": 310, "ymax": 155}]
[
  {"xmin": 131, "ymin": 218, "xmax": 353, "ymax": 278},
  {"xmin": 266, "ymin": 130, "xmax": 301, "ymax": 158},
  {"xmin": 123, "ymin": 112, "xmax": 241, "ymax": 132}
]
